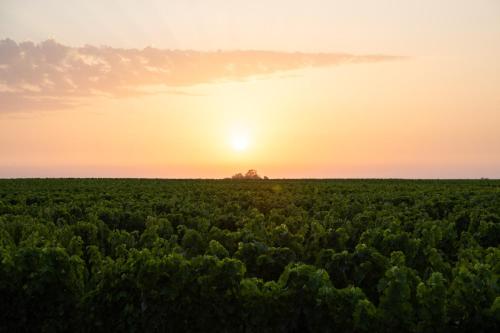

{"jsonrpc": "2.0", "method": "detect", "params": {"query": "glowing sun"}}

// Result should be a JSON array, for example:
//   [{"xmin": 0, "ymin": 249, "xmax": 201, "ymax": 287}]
[{"xmin": 231, "ymin": 133, "xmax": 250, "ymax": 152}]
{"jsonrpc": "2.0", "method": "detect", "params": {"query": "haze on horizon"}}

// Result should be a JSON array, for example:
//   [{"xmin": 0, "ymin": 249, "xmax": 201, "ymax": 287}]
[{"xmin": 1, "ymin": 0, "xmax": 499, "ymax": 179}]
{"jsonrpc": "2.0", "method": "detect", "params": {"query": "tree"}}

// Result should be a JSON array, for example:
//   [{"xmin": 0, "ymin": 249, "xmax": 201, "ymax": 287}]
[
  {"xmin": 245, "ymin": 169, "xmax": 261, "ymax": 180},
  {"xmin": 232, "ymin": 173, "xmax": 244, "ymax": 179},
  {"xmin": 231, "ymin": 169, "xmax": 264, "ymax": 179}
]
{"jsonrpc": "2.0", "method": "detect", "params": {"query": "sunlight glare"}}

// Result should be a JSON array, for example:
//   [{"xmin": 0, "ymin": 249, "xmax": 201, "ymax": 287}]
[{"xmin": 231, "ymin": 133, "xmax": 250, "ymax": 152}]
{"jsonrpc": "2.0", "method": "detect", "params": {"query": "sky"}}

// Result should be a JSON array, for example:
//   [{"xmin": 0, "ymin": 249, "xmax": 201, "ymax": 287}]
[{"xmin": 1, "ymin": 0, "xmax": 499, "ymax": 178}]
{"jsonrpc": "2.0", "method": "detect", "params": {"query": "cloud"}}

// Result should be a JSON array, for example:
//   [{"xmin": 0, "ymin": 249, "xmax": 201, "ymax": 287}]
[{"xmin": 0, "ymin": 39, "xmax": 403, "ymax": 112}]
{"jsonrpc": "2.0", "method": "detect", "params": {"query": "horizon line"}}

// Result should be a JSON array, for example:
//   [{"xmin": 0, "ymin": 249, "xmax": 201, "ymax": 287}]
[{"xmin": 0, "ymin": 177, "xmax": 497, "ymax": 181}]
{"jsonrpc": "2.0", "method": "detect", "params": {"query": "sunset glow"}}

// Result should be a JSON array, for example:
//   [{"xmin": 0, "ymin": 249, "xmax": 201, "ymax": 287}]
[
  {"xmin": 231, "ymin": 133, "xmax": 250, "ymax": 152},
  {"xmin": 1, "ymin": 0, "xmax": 499, "ymax": 178}
]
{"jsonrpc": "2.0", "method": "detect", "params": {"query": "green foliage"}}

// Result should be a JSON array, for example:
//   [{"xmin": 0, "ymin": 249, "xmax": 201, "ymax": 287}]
[
  {"xmin": 0, "ymin": 179, "xmax": 498, "ymax": 332},
  {"xmin": 416, "ymin": 272, "xmax": 447, "ymax": 332},
  {"xmin": 377, "ymin": 252, "xmax": 420, "ymax": 332},
  {"xmin": 181, "ymin": 228, "xmax": 205, "ymax": 257},
  {"xmin": 206, "ymin": 239, "xmax": 230, "ymax": 258}
]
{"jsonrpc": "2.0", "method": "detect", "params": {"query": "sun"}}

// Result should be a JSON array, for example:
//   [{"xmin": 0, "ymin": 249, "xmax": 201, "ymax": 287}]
[{"xmin": 231, "ymin": 134, "xmax": 249, "ymax": 152}]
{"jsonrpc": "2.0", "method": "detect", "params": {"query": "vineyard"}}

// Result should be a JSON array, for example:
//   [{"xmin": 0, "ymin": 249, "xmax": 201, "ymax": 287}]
[{"xmin": 0, "ymin": 179, "xmax": 499, "ymax": 332}]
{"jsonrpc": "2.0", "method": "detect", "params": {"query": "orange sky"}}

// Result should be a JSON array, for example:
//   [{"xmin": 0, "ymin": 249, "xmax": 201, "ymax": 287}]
[{"xmin": 1, "ymin": 0, "xmax": 499, "ymax": 178}]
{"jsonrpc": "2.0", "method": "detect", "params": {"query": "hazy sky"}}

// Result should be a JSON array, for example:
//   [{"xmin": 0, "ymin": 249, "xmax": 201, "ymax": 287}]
[{"xmin": 1, "ymin": 0, "xmax": 499, "ymax": 178}]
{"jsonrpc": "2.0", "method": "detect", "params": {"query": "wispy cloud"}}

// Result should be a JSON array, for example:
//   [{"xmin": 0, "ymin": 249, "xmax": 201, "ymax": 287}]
[{"xmin": 0, "ymin": 39, "xmax": 403, "ymax": 112}]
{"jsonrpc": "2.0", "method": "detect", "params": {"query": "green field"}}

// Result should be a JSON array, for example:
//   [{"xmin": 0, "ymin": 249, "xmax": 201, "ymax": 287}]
[{"xmin": 0, "ymin": 179, "xmax": 499, "ymax": 332}]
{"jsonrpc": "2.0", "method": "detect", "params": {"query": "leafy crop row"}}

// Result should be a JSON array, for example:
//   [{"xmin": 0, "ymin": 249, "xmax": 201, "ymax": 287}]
[{"xmin": 0, "ymin": 179, "xmax": 498, "ymax": 332}]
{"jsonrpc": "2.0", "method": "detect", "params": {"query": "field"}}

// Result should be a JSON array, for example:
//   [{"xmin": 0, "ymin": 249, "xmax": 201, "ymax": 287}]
[{"xmin": 0, "ymin": 179, "xmax": 499, "ymax": 332}]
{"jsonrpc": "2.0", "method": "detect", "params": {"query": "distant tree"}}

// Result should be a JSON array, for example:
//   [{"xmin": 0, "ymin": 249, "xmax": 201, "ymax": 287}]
[
  {"xmin": 245, "ymin": 169, "xmax": 261, "ymax": 180},
  {"xmin": 231, "ymin": 170, "xmax": 265, "ymax": 180}
]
